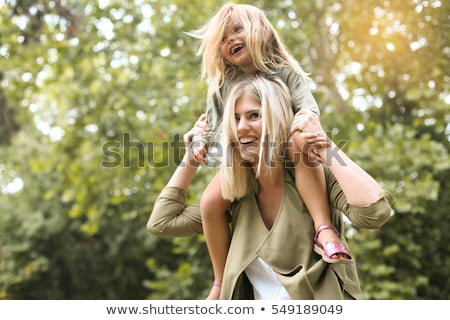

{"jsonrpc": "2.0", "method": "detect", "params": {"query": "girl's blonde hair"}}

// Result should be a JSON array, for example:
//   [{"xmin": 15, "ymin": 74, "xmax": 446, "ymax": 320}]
[
  {"xmin": 188, "ymin": 2, "xmax": 307, "ymax": 101},
  {"xmin": 220, "ymin": 75, "xmax": 293, "ymax": 200}
]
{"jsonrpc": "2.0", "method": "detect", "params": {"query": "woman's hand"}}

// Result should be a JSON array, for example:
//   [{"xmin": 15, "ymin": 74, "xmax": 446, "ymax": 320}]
[
  {"xmin": 292, "ymin": 131, "xmax": 329, "ymax": 163},
  {"xmin": 183, "ymin": 114, "xmax": 209, "ymax": 165},
  {"xmin": 291, "ymin": 109, "xmax": 325, "ymax": 135}
]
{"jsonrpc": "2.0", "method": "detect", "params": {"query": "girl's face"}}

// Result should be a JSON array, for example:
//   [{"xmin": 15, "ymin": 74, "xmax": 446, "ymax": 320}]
[
  {"xmin": 234, "ymin": 93, "xmax": 262, "ymax": 165},
  {"xmin": 220, "ymin": 23, "xmax": 256, "ymax": 74}
]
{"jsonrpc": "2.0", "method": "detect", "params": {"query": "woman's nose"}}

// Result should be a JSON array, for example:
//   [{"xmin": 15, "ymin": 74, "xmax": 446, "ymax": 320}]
[{"xmin": 237, "ymin": 118, "xmax": 249, "ymax": 132}]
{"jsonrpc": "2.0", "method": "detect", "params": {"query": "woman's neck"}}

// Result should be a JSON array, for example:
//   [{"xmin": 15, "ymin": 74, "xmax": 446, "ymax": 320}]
[
  {"xmin": 256, "ymin": 161, "xmax": 284, "ymax": 191},
  {"xmin": 255, "ymin": 162, "xmax": 284, "ymax": 230}
]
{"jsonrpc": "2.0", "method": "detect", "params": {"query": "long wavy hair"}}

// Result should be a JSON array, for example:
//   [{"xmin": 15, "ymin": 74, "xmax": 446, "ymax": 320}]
[
  {"xmin": 188, "ymin": 2, "xmax": 307, "ymax": 104},
  {"xmin": 220, "ymin": 75, "xmax": 293, "ymax": 200}
]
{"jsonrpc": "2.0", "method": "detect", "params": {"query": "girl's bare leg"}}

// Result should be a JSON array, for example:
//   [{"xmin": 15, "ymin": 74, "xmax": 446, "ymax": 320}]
[
  {"xmin": 286, "ymin": 137, "xmax": 350, "ymax": 261},
  {"xmin": 200, "ymin": 172, "xmax": 231, "ymax": 299}
]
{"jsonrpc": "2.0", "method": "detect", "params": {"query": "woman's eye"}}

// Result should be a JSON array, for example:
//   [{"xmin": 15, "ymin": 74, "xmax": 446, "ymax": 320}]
[
  {"xmin": 233, "ymin": 25, "xmax": 242, "ymax": 33},
  {"xmin": 250, "ymin": 112, "xmax": 260, "ymax": 119}
]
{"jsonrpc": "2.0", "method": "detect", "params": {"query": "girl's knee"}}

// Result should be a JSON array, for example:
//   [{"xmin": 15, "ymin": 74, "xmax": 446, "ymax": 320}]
[{"xmin": 200, "ymin": 190, "xmax": 230, "ymax": 218}]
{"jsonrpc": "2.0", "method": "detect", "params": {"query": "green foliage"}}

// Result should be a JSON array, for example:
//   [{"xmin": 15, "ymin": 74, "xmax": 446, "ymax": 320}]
[
  {"xmin": 0, "ymin": 0, "xmax": 448, "ymax": 300},
  {"xmin": 144, "ymin": 236, "xmax": 212, "ymax": 299}
]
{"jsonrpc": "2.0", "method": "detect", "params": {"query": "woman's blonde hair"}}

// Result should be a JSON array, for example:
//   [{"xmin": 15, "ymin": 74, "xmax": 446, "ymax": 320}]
[
  {"xmin": 220, "ymin": 75, "xmax": 293, "ymax": 200},
  {"xmin": 188, "ymin": 2, "xmax": 307, "ymax": 102}
]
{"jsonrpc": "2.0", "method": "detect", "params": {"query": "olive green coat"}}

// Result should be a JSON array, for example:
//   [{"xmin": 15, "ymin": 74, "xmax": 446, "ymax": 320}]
[{"xmin": 147, "ymin": 167, "xmax": 393, "ymax": 299}]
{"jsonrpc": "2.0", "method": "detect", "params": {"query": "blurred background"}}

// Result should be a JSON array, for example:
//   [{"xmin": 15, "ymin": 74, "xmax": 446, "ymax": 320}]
[{"xmin": 0, "ymin": 0, "xmax": 448, "ymax": 299}]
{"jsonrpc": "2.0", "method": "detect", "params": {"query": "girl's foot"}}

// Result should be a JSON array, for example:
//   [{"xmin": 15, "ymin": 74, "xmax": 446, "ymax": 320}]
[
  {"xmin": 206, "ymin": 281, "xmax": 222, "ymax": 300},
  {"xmin": 313, "ymin": 224, "xmax": 352, "ymax": 264}
]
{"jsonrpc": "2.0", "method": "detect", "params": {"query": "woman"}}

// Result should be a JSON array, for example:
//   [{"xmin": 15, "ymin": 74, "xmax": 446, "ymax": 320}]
[
  {"xmin": 147, "ymin": 75, "xmax": 393, "ymax": 299},
  {"xmin": 189, "ymin": 3, "xmax": 347, "ymax": 299}
]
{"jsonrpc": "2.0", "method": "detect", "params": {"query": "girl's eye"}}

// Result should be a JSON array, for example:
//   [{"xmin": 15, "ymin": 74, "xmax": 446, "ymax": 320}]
[{"xmin": 233, "ymin": 25, "xmax": 242, "ymax": 33}]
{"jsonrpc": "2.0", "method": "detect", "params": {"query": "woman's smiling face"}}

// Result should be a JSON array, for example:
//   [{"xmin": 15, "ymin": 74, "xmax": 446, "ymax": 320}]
[{"xmin": 234, "ymin": 93, "xmax": 262, "ymax": 165}]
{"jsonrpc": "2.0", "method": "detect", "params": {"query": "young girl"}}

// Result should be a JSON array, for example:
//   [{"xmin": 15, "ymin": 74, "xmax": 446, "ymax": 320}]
[{"xmin": 188, "ymin": 3, "xmax": 351, "ymax": 299}]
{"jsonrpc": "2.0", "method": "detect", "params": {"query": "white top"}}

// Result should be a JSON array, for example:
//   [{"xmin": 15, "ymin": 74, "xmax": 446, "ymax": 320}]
[{"xmin": 245, "ymin": 257, "xmax": 291, "ymax": 300}]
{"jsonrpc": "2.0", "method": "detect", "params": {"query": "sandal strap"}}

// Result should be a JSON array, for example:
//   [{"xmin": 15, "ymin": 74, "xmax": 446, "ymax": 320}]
[{"xmin": 314, "ymin": 224, "xmax": 339, "ymax": 243}]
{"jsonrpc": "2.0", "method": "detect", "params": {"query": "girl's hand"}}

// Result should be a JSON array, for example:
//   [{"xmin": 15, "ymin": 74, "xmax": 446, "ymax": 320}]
[{"xmin": 183, "ymin": 114, "xmax": 209, "ymax": 165}]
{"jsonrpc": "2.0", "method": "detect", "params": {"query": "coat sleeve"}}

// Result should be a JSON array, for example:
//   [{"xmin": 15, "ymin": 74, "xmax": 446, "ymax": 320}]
[
  {"xmin": 199, "ymin": 86, "xmax": 227, "ymax": 146},
  {"xmin": 146, "ymin": 186, "xmax": 203, "ymax": 237},
  {"xmin": 325, "ymin": 167, "xmax": 394, "ymax": 229},
  {"xmin": 278, "ymin": 67, "xmax": 320, "ymax": 115}
]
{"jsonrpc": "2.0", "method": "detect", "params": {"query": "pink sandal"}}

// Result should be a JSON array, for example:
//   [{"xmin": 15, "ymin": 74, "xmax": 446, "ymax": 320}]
[{"xmin": 313, "ymin": 224, "xmax": 352, "ymax": 264}]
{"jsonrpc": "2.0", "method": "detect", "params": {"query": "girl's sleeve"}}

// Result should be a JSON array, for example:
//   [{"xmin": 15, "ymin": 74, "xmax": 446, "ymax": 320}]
[
  {"xmin": 147, "ymin": 186, "xmax": 203, "ymax": 237},
  {"xmin": 197, "ymin": 91, "xmax": 224, "ymax": 146},
  {"xmin": 326, "ymin": 167, "xmax": 394, "ymax": 229},
  {"xmin": 281, "ymin": 67, "xmax": 320, "ymax": 115}
]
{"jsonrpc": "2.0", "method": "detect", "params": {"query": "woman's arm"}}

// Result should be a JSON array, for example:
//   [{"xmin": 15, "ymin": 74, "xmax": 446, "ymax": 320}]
[
  {"xmin": 146, "ymin": 115, "xmax": 208, "ymax": 236},
  {"xmin": 146, "ymin": 184, "xmax": 203, "ymax": 237},
  {"xmin": 324, "ymin": 140, "xmax": 384, "ymax": 206},
  {"xmin": 291, "ymin": 110, "xmax": 393, "ymax": 229},
  {"xmin": 291, "ymin": 109, "xmax": 385, "ymax": 206},
  {"xmin": 167, "ymin": 153, "xmax": 201, "ymax": 191},
  {"xmin": 324, "ymin": 166, "xmax": 393, "ymax": 229}
]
